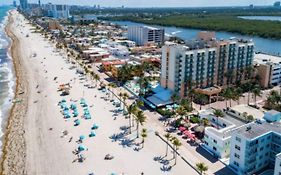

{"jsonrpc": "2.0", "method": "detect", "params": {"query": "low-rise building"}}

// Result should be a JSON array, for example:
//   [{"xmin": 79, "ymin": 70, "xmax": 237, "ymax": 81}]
[
  {"xmin": 224, "ymin": 104, "xmax": 265, "ymax": 122},
  {"xmin": 200, "ymin": 105, "xmax": 266, "ymax": 159},
  {"xmin": 229, "ymin": 121, "xmax": 281, "ymax": 175},
  {"xmin": 200, "ymin": 108, "xmax": 237, "ymax": 158},
  {"xmin": 255, "ymin": 53, "xmax": 281, "ymax": 88},
  {"xmin": 82, "ymin": 47, "xmax": 110, "ymax": 62}
]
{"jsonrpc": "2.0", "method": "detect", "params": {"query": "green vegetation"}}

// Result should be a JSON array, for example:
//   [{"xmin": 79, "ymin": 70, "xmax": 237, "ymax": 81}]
[
  {"xmin": 190, "ymin": 116, "xmax": 200, "ymax": 124},
  {"xmin": 196, "ymin": 162, "xmax": 208, "ymax": 175},
  {"xmin": 101, "ymin": 14, "xmax": 281, "ymax": 39},
  {"xmin": 265, "ymin": 90, "xmax": 281, "ymax": 111}
]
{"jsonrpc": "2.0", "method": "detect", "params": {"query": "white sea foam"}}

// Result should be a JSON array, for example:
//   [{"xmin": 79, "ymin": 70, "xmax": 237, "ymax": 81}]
[{"xmin": 0, "ymin": 10, "xmax": 15, "ymax": 151}]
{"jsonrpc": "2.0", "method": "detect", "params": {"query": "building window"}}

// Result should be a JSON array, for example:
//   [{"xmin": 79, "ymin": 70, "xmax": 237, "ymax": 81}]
[
  {"xmin": 213, "ymin": 140, "xmax": 217, "ymax": 144},
  {"xmin": 236, "ymin": 137, "xmax": 241, "ymax": 142},
  {"xmin": 234, "ymin": 153, "xmax": 240, "ymax": 159},
  {"xmin": 234, "ymin": 161, "xmax": 239, "ymax": 167},
  {"xmin": 235, "ymin": 145, "xmax": 241, "ymax": 151}
]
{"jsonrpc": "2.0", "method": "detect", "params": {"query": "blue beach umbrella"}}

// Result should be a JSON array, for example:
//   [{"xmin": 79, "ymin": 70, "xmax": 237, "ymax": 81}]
[
  {"xmin": 91, "ymin": 124, "xmax": 99, "ymax": 130},
  {"xmin": 78, "ymin": 145, "xmax": 86, "ymax": 151},
  {"xmin": 74, "ymin": 119, "xmax": 81, "ymax": 126},
  {"xmin": 85, "ymin": 114, "xmax": 91, "ymax": 120},
  {"xmin": 64, "ymin": 114, "xmax": 71, "ymax": 119},
  {"xmin": 79, "ymin": 135, "xmax": 85, "ymax": 140},
  {"xmin": 89, "ymin": 131, "xmax": 96, "ymax": 137},
  {"xmin": 73, "ymin": 112, "xmax": 78, "ymax": 117}
]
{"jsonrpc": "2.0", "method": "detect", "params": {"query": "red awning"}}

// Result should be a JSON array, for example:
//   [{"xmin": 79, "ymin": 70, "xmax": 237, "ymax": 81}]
[
  {"xmin": 179, "ymin": 127, "xmax": 186, "ymax": 132},
  {"xmin": 183, "ymin": 130, "xmax": 195, "ymax": 140}
]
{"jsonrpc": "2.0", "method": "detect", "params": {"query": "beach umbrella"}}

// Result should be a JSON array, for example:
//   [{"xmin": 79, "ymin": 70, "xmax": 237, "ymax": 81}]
[
  {"xmin": 85, "ymin": 114, "xmax": 91, "ymax": 120},
  {"xmin": 79, "ymin": 135, "xmax": 86, "ymax": 140},
  {"xmin": 92, "ymin": 124, "xmax": 99, "ymax": 129},
  {"xmin": 78, "ymin": 145, "xmax": 86, "ymax": 151},
  {"xmin": 64, "ymin": 114, "xmax": 71, "ymax": 119},
  {"xmin": 74, "ymin": 119, "xmax": 81, "ymax": 126},
  {"xmin": 89, "ymin": 131, "xmax": 96, "ymax": 137},
  {"xmin": 70, "ymin": 103, "xmax": 77, "ymax": 110},
  {"xmin": 82, "ymin": 103, "xmax": 88, "ymax": 107},
  {"xmin": 73, "ymin": 112, "xmax": 78, "ymax": 117},
  {"xmin": 91, "ymin": 124, "xmax": 99, "ymax": 130}
]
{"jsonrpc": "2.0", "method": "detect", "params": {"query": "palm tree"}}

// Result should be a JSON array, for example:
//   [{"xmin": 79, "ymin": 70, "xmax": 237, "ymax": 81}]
[
  {"xmin": 235, "ymin": 87, "xmax": 243, "ymax": 105},
  {"xmin": 221, "ymin": 88, "xmax": 232, "ymax": 108},
  {"xmin": 196, "ymin": 162, "xmax": 208, "ymax": 175},
  {"xmin": 172, "ymin": 138, "xmax": 182, "ymax": 165},
  {"xmin": 141, "ymin": 128, "xmax": 148, "ymax": 148},
  {"xmin": 252, "ymin": 86, "xmax": 262, "ymax": 106},
  {"xmin": 93, "ymin": 74, "xmax": 100, "ymax": 87},
  {"xmin": 171, "ymin": 93, "xmax": 180, "ymax": 105},
  {"xmin": 242, "ymin": 112, "xmax": 248, "ymax": 121},
  {"xmin": 135, "ymin": 110, "xmax": 146, "ymax": 138},
  {"xmin": 118, "ymin": 92, "xmax": 123, "ymax": 105},
  {"xmin": 127, "ymin": 104, "xmax": 137, "ymax": 134},
  {"xmin": 122, "ymin": 92, "xmax": 129, "ymax": 111},
  {"xmin": 247, "ymin": 115, "xmax": 254, "ymax": 122},
  {"xmin": 196, "ymin": 93, "xmax": 208, "ymax": 110},
  {"xmin": 109, "ymin": 83, "xmax": 117, "ymax": 99},
  {"xmin": 131, "ymin": 100, "xmax": 144, "ymax": 127},
  {"xmin": 213, "ymin": 109, "xmax": 224, "ymax": 129},
  {"xmin": 164, "ymin": 133, "xmax": 171, "ymax": 156}
]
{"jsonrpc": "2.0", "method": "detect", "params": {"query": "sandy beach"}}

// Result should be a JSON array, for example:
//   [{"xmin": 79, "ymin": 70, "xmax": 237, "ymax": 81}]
[{"xmin": 0, "ymin": 10, "xmax": 202, "ymax": 175}]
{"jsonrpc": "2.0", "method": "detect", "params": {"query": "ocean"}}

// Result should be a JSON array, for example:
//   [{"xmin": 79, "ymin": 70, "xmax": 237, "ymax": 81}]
[{"xmin": 0, "ymin": 6, "xmax": 14, "ymax": 149}]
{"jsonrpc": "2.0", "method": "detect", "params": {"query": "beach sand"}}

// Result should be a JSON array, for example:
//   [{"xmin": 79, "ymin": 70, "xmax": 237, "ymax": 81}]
[{"xmin": 1, "ymin": 10, "xmax": 199, "ymax": 175}]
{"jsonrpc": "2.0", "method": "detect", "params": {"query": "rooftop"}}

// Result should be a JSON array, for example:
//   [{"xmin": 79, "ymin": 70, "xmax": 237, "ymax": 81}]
[
  {"xmin": 235, "ymin": 121, "xmax": 281, "ymax": 140},
  {"xmin": 230, "ymin": 104, "xmax": 264, "ymax": 120},
  {"xmin": 267, "ymin": 109, "xmax": 281, "ymax": 116},
  {"xmin": 254, "ymin": 53, "xmax": 281, "ymax": 65}
]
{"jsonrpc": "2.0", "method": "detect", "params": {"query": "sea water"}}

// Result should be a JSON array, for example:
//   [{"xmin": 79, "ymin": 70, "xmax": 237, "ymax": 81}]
[{"xmin": 0, "ymin": 6, "xmax": 14, "ymax": 150}]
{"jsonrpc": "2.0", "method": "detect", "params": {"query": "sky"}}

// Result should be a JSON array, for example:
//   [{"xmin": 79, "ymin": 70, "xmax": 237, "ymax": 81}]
[{"xmin": 0, "ymin": 0, "xmax": 277, "ymax": 7}]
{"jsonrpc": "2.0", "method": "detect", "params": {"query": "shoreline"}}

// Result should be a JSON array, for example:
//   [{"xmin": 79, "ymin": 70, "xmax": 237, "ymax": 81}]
[{"xmin": 0, "ymin": 10, "xmax": 27, "ymax": 175}]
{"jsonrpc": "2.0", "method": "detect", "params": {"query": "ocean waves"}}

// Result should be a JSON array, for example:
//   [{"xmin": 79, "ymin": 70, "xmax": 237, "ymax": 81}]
[{"xmin": 0, "ymin": 7, "xmax": 15, "ymax": 150}]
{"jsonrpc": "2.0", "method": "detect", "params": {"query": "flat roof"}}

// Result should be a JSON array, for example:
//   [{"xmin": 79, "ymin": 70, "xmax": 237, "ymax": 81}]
[
  {"xmin": 266, "ymin": 110, "xmax": 281, "ymax": 116},
  {"xmin": 230, "ymin": 104, "xmax": 264, "ymax": 119},
  {"xmin": 254, "ymin": 53, "xmax": 281, "ymax": 65},
  {"xmin": 235, "ymin": 121, "xmax": 281, "ymax": 140}
]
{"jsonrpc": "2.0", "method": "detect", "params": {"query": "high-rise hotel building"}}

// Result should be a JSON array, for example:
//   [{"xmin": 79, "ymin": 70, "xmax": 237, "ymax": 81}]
[
  {"xmin": 128, "ymin": 26, "xmax": 165, "ymax": 46},
  {"xmin": 160, "ymin": 32, "xmax": 254, "ymax": 97}
]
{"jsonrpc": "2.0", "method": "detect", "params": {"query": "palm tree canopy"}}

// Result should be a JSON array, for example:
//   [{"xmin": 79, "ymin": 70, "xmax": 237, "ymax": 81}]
[
  {"xmin": 173, "ymin": 138, "xmax": 182, "ymax": 149},
  {"xmin": 213, "ymin": 109, "xmax": 224, "ymax": 118},
  {"xmin": 164, "ymin": 133, "xmax": 171, "ymax": 140},
  {"xmin": 252, "ymin": 87, "xmax": 262, "ymax": 97},
  {"xmin": 196, "ymin": 162, "xmax": 208, "ymax": 172},
  {"xmin": 135, "ymin": 110, "xmax": 146, "ymax": 125},
  {"xmin": 128, "ymin": 104, "xmax": 137, "ymax": 115}
]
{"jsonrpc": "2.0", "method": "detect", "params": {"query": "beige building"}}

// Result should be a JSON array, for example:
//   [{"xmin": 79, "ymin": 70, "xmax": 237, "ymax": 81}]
[
  {"xmin": 254, "ymin": 53, "xmax": 281, "ymax": 88},
  {"xmin": 160, "ymin": 32, "xmax": 254, "ymax": 98}
]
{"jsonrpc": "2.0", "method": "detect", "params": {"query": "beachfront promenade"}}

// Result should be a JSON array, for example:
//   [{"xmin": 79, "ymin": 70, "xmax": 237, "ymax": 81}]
[{"xmin": 2, "ymin": 10, "xmax": 235, "ymax": 175}]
